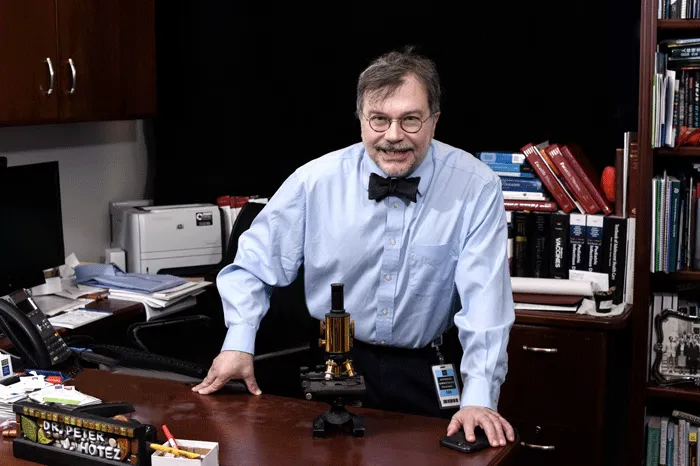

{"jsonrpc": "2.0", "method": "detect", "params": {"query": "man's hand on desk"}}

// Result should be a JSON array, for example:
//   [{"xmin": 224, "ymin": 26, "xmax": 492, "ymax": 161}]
[
  {"xmin": 191, "ymin": 350, "xmax": 262, "ymax": 396},
  {"xmin": 447, "ymin": 406, "xmax": 515, "ymax": 448}
]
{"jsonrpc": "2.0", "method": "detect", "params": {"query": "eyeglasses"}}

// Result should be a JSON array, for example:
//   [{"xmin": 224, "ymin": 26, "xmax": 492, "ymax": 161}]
[{"xmin": 363, "ymin": 114, "xmax": 434, "ymax": 134}]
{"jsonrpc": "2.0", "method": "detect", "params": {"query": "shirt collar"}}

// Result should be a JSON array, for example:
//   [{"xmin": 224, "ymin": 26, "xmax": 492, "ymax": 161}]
[{"xmin": 361, "ymin": 142, "xmax": 434, "ymax": 198}]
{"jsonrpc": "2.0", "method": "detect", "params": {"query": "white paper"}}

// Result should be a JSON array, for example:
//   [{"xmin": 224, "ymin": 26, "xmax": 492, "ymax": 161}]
[
  {"xmin": 48, "ymin": 309, "xmax": 111, "ymax": 329},
  {"xmin": 513, "ymin": 302, "xmax": 579, "ymax": 312},
  {"xmin": 568, "ymin": 270, "xmax": 610, "ymax": 292},
  {"xmin": 30, "ymin": 277, "xmax": 63, "ymax": 296},
  {"xmin": 32, "ymin": 295, "xmax": 93, "ymax": 317},
  {"xmin": 510, "ymin": 277, "xmax": 594, "ymax": 296},
  {"xmin": 577, "ymin": 300, "xmax": 628, "ymax": 317},
  {"xmin": 55, "ymin": 284, "xmax": 104, "ymax": 300}
]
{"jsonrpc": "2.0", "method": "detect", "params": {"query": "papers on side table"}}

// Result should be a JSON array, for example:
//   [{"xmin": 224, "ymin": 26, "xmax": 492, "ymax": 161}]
[{"xmin": 48, "ymin": 309, "xmax": 112, "ymax": 329}]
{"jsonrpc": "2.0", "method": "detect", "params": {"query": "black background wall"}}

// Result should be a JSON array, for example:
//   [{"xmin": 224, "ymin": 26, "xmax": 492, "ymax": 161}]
[{"xmin": 149, "ymin": 3, "xmax": 640, "ymax": 206}]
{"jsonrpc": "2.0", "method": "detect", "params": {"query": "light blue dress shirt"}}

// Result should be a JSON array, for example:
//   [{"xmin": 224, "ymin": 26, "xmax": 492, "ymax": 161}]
[{"xmin": 217, "ymin": 139, "xmax": 515, "ymax": 410}]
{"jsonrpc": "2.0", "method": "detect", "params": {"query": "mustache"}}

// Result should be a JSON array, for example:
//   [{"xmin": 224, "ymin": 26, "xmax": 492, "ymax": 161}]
[{"xmin": 375, "ymin": 144, "xmax": 415, "ymax": 152}]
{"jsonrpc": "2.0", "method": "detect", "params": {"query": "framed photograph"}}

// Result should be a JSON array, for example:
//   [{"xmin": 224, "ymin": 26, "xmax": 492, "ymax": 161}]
[{"xmin": 652, "ymin": 309, "xmax": 700, "ymax": 386}]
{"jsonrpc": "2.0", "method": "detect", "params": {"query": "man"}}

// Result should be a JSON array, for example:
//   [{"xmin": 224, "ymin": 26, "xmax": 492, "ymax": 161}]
[{"xmin": 193, "ymin": 46, "xmax": 515, "ymax": 447}]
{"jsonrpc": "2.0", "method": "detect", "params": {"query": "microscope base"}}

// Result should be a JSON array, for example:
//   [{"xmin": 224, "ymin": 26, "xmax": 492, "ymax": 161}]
[{"xmin": 312, "ymin": 404, "xmax": 365, "ymax": 438}]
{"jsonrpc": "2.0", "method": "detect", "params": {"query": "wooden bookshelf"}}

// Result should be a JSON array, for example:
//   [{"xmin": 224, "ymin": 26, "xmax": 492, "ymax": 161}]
[
  {"xmin": 658, "ymin": 19, "xmax": 700, "ymax": 30},
  {"xmin": 652, "ymin": 271, "xmax": 700, "ymax": 281},
  {"xmin": 633, "ymin": 3, "xmax": 700, "ymax": 463},
  {"xmin": 629, "ymin": 0, "xmax": 659, "ymax": 463},
  {"xmin": 647, "ymin": 382, "xmax": 700, "ymax": 403},
  {"xmin": 656, "ymin": 146, "xmax": 700, "ymax": 157}
]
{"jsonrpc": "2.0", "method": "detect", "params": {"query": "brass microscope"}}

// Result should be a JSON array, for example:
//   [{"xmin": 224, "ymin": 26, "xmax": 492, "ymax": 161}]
[{"xmin": 300, "ymin": 283, "xmax": 366, "ymax": 438}]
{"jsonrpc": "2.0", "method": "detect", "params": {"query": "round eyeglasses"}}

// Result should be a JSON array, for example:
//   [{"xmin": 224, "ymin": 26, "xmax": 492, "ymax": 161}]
[{"xmin": 364, "ymin": 114, "xmax": 434, "ymax": 134}]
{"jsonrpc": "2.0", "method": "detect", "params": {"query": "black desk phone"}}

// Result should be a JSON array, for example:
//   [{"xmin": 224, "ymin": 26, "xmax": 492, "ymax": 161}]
[{"xmin": 0, "ymin": 288, "xmax": 71, "ymax": 368}]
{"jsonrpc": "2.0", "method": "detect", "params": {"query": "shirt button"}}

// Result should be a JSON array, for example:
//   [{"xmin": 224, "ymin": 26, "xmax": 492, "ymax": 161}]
[
  {"xmin": 382, "ymin": 309, "xmax": 388, "ymax": 316},
  {"xmin": 380, "ymin": 340, "xmax": 386, "ymax": 345},
  {"xmin": 393, "ymin": 203, "xmax": 399, "ymax": 209},
  {"xmin": 385, "ymin": 274, "xmax": 391, "ymax": 281},
  {"xmin": 389, "ymin": 239, "xmax": 396, "ymax": 245}
]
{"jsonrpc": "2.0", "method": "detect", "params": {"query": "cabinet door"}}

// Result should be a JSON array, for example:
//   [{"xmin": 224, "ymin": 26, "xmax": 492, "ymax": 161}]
[
  {"xmin": 55, "ymin": 0, "xmax": 156, "ymax": 121},
  {"xmin": 0, "ymin": 0, "xmax": 59, "ymax": 124},
  {"xmin": 498, "ymin": 324, "xmax": 606, "ymax": 465}
]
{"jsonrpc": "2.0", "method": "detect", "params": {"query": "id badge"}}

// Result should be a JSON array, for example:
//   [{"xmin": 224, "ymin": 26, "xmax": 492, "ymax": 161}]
[{"xmin": 431, "ymin": 363, "xmax": 461, "ymax": 409}]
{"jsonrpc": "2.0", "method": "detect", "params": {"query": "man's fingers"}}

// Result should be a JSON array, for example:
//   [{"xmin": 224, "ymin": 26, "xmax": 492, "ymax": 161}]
[
  {"xmin": 192, "ymin": 371, "xmax": 217, "ymax": 392},
  {"xmin": 462, "ymin": 416, "xmax": 476, "ymax": 442},
  {"xmin": 498, "ymin": 414, "xmax": 516, "ymax": 442},
  {"xmin": 488, "ymin": 413, "xmax": 506, "ymax": 446},
  {"xmin": 196, "ymin": 376, "xmax": 227, "ymax": 395},
  {"xmin": 477, "ymin": 416, "xmax": 499, "ymax": 447},
  {"xmin": 243, "ymin": 373, "xmax": 262, "ymax": 396},
  {"xmin": 446, "ymin": 416, "xmax": 462, "ymax": 436}
]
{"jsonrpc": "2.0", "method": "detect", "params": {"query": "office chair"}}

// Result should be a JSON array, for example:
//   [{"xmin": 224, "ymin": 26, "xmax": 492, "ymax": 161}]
[
  {"xmin": 81, "ymin": 200, "xmax": 315, "ymax": 397},
  {"xmin": 221, "ymin": 201, "xmax": 317, "ymax": 370}
]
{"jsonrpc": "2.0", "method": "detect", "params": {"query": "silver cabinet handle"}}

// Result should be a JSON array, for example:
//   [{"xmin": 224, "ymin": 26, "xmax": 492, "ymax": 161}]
[
  {"xmin": 44, "ymin": 57, "xmax": 54, "ymax": 95},
  {"xmin": 67, "ymin": 58, "xmax": 76, "ymax": 95},
  {"xmin": 522, "ymin": 345, "xmax": 558, "ymax": 353},
  {"xmin": 521, "ymin": 441, "xmax": 556, "ymax": 451}
]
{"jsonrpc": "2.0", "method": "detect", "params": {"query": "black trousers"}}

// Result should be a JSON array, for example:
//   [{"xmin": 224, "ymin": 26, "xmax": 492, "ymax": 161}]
[{"xmin": 348, "ymin": 339, "xmax": 460, "ymax": 419}]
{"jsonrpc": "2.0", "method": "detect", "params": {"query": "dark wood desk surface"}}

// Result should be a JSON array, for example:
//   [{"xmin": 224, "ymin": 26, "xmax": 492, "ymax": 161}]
[{"xmin": 1, "ymin": 370, "xmax": 519, "ymax": 465}]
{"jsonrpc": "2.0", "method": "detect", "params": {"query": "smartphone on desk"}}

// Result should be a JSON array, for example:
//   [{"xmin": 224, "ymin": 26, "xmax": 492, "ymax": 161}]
[{"xmin": 439, "ymin": 428, "xmax": 492, "ymax": 453}]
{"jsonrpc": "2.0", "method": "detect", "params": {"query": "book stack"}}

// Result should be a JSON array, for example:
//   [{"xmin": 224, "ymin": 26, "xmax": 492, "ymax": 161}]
[
  {"xmin": 477, "ymin": 134, "xmax": 638, "ymax": 309},
  {"xmin": 475, "ymin": 150, "xmax": 556, "ymax": 211},
  {"xmin": 651, "ymin": 168, "xmax": 700, "ymax": 273},
  {"xmin": 646, "ymin": 410, "xmax": 700, "ymax": 465},
  {"xmin": 652, "ymin": 37, "xmax": 700, "ymax": 148}
]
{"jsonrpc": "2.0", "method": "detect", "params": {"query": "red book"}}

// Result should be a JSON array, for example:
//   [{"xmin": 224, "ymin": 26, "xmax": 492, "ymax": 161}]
[
  {"xmin": 520, "ymin": 143, "xmax": 575, "ymax": 213},
  {"xmin": 547, "ymin": 144, "xmax": 601, "ymax": 214},
  {"xmin": 559, "ymin": 144, "xmax": 613, "ymax": 215}
]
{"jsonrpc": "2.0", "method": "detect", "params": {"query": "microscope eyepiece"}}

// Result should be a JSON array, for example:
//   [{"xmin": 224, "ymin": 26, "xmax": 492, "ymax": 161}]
[{"xmin": 331, "ymin": 283, "xmax": 344, "ymax": 313}]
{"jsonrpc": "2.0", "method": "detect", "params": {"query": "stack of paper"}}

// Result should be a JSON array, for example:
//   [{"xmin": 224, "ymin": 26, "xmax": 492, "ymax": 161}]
[
  {"xmin": 107, "ymin": 279, "xmax": 210, "ymax": 321},
  {"xmin": 28, "ymin": 385, "xmax": 101, "ymax": 407},
  {"xmin": 108, "ymin": 280, "xmax": 210, "ymax": 308},
  {"xmin": 0, "ymin": 376, "xmax": 54, "ymax": 422}
]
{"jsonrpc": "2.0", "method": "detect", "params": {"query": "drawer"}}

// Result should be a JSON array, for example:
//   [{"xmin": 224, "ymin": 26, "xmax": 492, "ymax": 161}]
[
  {"xmin": 512, "ymin": 420, "xmax": 601, "ymax": 466},
  {"xmin": 498, "ymin": 324, "xmax": 606, "ymax": 426}
]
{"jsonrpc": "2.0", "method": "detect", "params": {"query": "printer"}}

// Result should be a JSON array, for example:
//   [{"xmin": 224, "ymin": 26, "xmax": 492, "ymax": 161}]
[{"xmin": 120, "ymin": 203, "xmax": 223, "ymax": 274}]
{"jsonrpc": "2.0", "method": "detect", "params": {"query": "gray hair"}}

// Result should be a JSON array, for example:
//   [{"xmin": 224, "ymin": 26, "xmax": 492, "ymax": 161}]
[{"xmin": 355, "ymin": 45, "xmax": 441, "ymax": 118}]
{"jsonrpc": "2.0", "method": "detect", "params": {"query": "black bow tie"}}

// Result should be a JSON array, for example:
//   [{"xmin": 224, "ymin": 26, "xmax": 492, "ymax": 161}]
[{"xmin": 368, "ymin": 173, "xmax": 420, "ymax": 203}]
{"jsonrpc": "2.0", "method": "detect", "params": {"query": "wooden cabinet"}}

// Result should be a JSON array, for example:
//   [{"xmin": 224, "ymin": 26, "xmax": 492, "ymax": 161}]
[
  {"xmin": 0, "ymin": 0, "xmax": 156, "ymax": 126},
  {"xmin": 0, "ymin": 1, "xmax": 60, "ymax": 124},
  {"xmin": 498, "ymin": 310, "xmax": 632, "ymax": 466}
]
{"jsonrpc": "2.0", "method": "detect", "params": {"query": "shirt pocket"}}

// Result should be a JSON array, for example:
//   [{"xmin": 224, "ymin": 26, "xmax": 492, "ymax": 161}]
[{"xmin": 407, "ymin": 241, "xmax": 459, "ymax": 298}]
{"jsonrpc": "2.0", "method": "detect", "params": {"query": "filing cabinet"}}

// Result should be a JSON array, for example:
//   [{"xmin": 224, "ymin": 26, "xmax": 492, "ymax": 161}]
[{"xmin": 498, "ymin": 311, "xmax": 631, "ymax": 466}]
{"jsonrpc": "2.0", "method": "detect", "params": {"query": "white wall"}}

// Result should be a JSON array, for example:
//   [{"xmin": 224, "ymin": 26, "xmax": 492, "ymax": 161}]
[{"xmin": 0, "ymin": 120, "xmax": 149, "ymax": 263}]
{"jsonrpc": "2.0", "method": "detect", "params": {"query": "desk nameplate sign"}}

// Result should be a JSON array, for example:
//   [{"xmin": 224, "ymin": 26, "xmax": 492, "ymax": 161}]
[{"xmin": 12, "ymin": 400, "xmax": 156, "ymax": 465}]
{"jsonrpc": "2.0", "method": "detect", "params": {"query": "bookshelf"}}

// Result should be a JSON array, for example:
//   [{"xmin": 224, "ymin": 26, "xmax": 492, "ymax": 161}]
[
  {"xmin": 658, "ymin": 19, "xmax": 700, "ymax": 30},
  {"xmin": 647, "ymin": 383, "xmax": 700, "ymax": 404},
  {"xmin": 656, "ymin": 147, "xmax": 700, "ymax": 157},
  {"xmin": 653, "ymin": 271, "xmax": 700, "ymax": 281},
  {"xmin": 631, "ymin": 1, "xmax": 700, "ymax": 463}
]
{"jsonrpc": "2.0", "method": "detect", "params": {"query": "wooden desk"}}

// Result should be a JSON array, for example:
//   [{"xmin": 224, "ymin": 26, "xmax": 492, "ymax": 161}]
[{"xmin": 1, "ymin": 370, "xmax": 519, "ymax": 465}]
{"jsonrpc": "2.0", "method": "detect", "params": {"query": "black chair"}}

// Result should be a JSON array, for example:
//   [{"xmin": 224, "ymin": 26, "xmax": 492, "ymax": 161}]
[
  {"xmin": 222, "ymin": 202, "xmax": 316, "ymax": 371},
  {"xmin": 131, "ymin": 201, "xmax": 315, "ymax": 395}
]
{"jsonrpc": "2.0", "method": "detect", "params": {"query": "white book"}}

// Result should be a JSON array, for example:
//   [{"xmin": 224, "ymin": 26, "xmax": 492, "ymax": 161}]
[
  {"xmin": 624, "ymin": 218, "xmax": 636, "ymax": 305},
  {"xmin": 502, "ymin": 191, "xmax": 548, "ymax": 201},
  {"xmin": 661, "ymin": 416, "xmax": 669, "ymax": 465}
]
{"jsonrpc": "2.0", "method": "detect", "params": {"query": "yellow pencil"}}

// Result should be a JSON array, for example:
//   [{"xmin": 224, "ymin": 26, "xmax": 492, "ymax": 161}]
[{"xmin": 149, "ymin": 442, "xmax": 202, "ymax": 459}]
